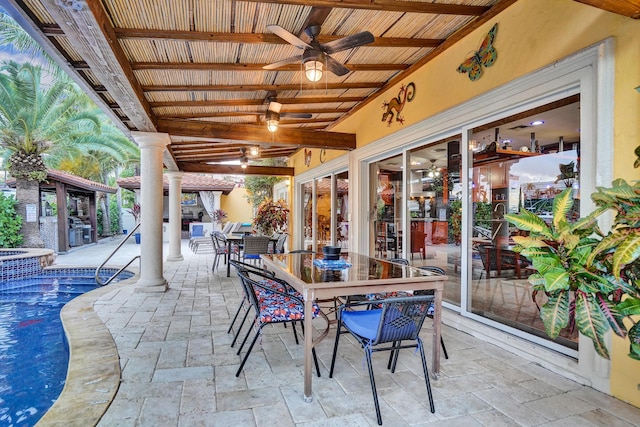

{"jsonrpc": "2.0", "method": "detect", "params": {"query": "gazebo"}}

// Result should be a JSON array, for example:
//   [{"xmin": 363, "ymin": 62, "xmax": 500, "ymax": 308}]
[{"xmin": 9, "ymin": 169, "xmax": 117, "ymax": 253}]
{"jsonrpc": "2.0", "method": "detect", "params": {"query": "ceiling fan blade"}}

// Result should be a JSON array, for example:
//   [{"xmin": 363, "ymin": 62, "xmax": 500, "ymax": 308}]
[
  {"xmin": 281, "ymin": 112, "xmax": 312, "ymax": 119},
  {"xmin": 267, "ymin": 24, "xmax": 311, "ymax": 49},
  {"xmin": 262, "ymin": 55, "xmax": 303, "ymax": 70},
  {"xmin": 268, "ymin": 101, "xmax": 282, "ymax": 113},
  {"xmin": 323, "ymin": 31, "xmax": 374, "ymax": 54},
  {"xmin": 325, "ymin": 55, "xmax": 350, "ymax": 76}
]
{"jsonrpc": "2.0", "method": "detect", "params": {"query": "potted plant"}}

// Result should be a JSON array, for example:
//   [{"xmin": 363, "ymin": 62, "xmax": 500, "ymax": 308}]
[
  {"xmin": 505, "ymin": 181, "xmax": 640, "ymax": 360},
  {"xmin": 252, "ymin": 199, "xmax": 289, "ymax": 236},
  {"xmin": 127, "ymin": 203, "xmax": 141, "ymax": 244}
]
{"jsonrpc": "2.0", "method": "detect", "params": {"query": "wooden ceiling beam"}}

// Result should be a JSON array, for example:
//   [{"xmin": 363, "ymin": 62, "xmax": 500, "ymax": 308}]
[
  {"xmin": 150, "ymin": 97, "xmax": 364, "ymax": 108},
  {"xmin": 115, "ymin": 28, "xmax": 441, "ymax": 47},
  {"xmin": 178, "ymin": 162, "xmax": 294, "ymax": 176},
  {"xmin": 39, "ymin": 0, "xmax": 157, "ymax": 133},
  {"xmin": 142, "ymin": 82, "xmax": 381, "ymax": 92},
  {"xmin": 242, "ymin": 0, "xmax": 489, "ymax": 15},
  {"xmin": 157, "ymin": 118, "xmax": 356, "ymax": 149},
  {"xmin": 573, "ymin": 0, "xmax": 640, "ymax": 18},
  {"xmin": 158, "ymin": 108, "xmax": 350, "ymax": 119},
  {"xmin": 131, "ymin": 62, "xmax": 409, "ymax": 71}
]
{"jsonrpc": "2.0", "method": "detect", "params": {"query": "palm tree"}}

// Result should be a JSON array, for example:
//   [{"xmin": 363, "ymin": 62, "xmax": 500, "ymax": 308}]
[{"xmin": 0, "ymin": 61, "xmax": 104, "ymax": 246}]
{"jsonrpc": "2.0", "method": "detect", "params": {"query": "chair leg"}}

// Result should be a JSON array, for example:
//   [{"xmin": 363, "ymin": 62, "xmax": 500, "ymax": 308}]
[
  {"xmin": 235, "ymin": 327, "xmax": 262, "ymax": 377},
  {"xmin": 236, "ymin": 317, "xmax": 256, "ymax": 355},
  {"xmin": 329, "ymin": 320, "xmax": 343, "ymax": 377},
  {"xmin": 290, "ymin": 321, "xmax": 300, "ymax": 345},
  {"xmin": 228, "ymin": 296, "xmax": 247, "ymax": 333},
  {"xmin": 364, "ymin": 347, "xmax": 383, "ymax": 425},
  {"xmin": 298, "ymin": 320, "xmax": 321, "ymax": 377},
  {"xmin": 417, "ymin": 338, "xmax": 435, "ymax": 413},
  {"xmin": 441, "ymin": 336, "xmax": 449, "ymax": 360},
  {"xmin": 230, "ymin": 303, "xmax": 251, "ymax": 348}
]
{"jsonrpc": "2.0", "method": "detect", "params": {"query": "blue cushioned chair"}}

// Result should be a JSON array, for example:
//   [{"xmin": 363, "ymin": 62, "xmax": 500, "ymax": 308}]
[
  {"xmin": 329, "ymin": 296, "xmax": 436, "ymax": 425},
  {"xmin": 234, "ymin": 265, "xmax": 325, "ymax": 378}
]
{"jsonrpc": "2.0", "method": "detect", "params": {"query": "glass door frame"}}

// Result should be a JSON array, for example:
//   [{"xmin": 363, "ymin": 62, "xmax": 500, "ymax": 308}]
[{"xmin": 293, "ymin": 155, "xmax": 349, "ymax": 253}]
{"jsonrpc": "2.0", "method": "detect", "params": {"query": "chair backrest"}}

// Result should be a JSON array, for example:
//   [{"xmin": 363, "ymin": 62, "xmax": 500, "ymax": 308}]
[
  {"xmin": 191, "ymin": 224, "xmax": 204, "ymax": 237},
  {"xmin": 212, "ymin": 231, "xmax": 227, "ymax": 251},
  {"xmin": 229, "ymin": 258, "xmax": 275, "ymax": 277},
  {"xmin": 242, "ymin": 235, "xmax": 271, "ymax": 255},
  {"xmin": 476, "ymin": 244, "xmax": 498, "ymax": 271},
  {"xmin": 274, "ymin": 233, "xmax": 288, "ymax": 253},
  {"xmin": 418, "ymin": 265, "xmax": 445, "ymax": 275},
  {"xmin": 388, "ymin": 258, "xmax": 409, "ymax": 265},
  {"xmin": 373, "ymin": 296, "xmax": 434, "ymax": 346}
]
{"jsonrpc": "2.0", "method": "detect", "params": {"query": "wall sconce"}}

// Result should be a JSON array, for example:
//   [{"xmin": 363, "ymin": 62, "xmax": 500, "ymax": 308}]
[
  {"xmin": 265, "ymin": 110, "xmax": 279, "ymax": 133},
  {"xmin": 304, "ymin": 60, "xmax": 323, "ymax": 82},
  {"xmin": 249, "ymin": 146, "xmax": 260, "ymax": 156}
]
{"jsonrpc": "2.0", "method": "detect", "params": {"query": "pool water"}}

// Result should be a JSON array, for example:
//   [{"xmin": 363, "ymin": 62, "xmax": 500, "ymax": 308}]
[{"xmin": 0, "ymin": 269, "xmax": 132, "ymax": 426}]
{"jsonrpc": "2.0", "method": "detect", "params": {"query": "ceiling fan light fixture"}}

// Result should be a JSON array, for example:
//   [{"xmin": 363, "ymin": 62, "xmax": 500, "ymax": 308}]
[
  {"xmin": 304, "ymin": 60, "xmax": 323, "ymax": 82},
  {"xmin": 240, "ymin": 156, "xmax": 248, "ymax": 169},
  {"xmin": 265, "ymin": 110, "xmax": 280, "ymax": 132},
  {"xmin": 266, "ymin": 119, "xmax": 278, "ymax": 133},
  {"xmin": 249, "ymin": 146, "xmax": 260, "ymax": 156}
]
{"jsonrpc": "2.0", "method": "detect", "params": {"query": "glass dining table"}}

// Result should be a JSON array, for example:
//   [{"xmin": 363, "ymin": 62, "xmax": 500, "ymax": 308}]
[{"xmin": 261, "ymin": 251, "xmax": 447, "ymax": 402}]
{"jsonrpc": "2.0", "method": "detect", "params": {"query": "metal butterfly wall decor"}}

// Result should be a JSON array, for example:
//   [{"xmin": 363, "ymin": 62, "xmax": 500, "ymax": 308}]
[{"xmin": 457, "ymin": 23, "xmax": 498, "ymax": 81}]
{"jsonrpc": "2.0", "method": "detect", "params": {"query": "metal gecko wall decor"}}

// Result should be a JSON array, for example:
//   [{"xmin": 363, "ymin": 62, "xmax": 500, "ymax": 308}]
[{"xmin": 381, "ymin": 82, "xmax": 416, "ymax": 127}]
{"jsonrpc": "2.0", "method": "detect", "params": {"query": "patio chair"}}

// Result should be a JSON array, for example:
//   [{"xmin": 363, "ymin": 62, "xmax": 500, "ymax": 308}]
[
  {"xmin": 416, "ymin": 266, "xmax": 449, "ymax": 359},
  {"xmin": 234, "ymin": 265, "xmax": 324, "ymax": 378},
  {"xmin": 241, "ymin": 235, "xmax": 271, "ymax": 264},
  {"xmin": 227, "ymin": 259, "xmax": 276, "ymax": 347},
  {"xmin": 190, "ymin": 231, "xmax": 214, "ymax": 253},
  {"xmin": 274, "ymin": 232, "xmax": 288, "ymax": 253},
  {"xmin": 221, "ymin": 221, "xmax": 235, "ymax": 234},
  {"xmin": 329, "ymin": 295, "xmax": 436, "ymax": 425},
  {"xmin": 211, "ymin": 231, "xmax": 229, "ymax": 272}
]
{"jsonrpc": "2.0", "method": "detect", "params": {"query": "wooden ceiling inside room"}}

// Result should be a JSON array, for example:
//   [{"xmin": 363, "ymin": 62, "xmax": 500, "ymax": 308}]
[{"xmin": 3, "ymin": 0, "xmax": 636, "ymax": 175}]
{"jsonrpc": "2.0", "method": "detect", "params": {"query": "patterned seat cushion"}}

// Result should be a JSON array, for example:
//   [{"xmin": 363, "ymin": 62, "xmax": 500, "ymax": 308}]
[{"xmin": 254, "ymin": 288, "xmax": 320, "ymax": 323}]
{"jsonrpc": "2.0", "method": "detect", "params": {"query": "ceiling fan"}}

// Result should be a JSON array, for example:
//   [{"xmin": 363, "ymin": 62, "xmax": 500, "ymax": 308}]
[
  {"xmin": 263, "ymin": 24, "xmax": 374, "ymax": 80},
  {"xmin": 263, "ymin": 92, "xmax": 312, "ymax": 132}
]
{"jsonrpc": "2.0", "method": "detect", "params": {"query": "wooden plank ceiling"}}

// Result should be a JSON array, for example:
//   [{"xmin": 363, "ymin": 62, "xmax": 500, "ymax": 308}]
[{"xmin": 5, "ymin": 0, "xmax": 636, "ymax": 175}]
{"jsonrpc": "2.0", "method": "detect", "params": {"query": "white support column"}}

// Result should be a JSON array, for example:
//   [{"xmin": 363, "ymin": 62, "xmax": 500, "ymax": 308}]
[
  {"xmin": 132, "ymin": 131, "xmax": 170, "ymax": 292},
  {"xmin": 166, "ymin": 171, "xmax": 184, "ymax": 261},
  {"xmin": 212, "ymin": 191, "xmax": 222, "ymax": 230}
]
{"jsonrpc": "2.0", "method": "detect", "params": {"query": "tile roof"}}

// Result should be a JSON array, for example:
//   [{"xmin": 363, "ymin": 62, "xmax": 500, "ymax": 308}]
[{"xmin": 117, "ymin": 173, "xmax": 236, "ymax": 194}]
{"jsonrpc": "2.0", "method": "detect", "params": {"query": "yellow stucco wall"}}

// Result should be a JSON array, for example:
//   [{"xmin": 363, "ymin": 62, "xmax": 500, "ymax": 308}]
[
  {"xmin": 290, "ymin": 0, "xmax": 640, "ymax": 406},
  {"xmin": 220, "ymin": 187, "xmax": 252, "ymax": 224}
]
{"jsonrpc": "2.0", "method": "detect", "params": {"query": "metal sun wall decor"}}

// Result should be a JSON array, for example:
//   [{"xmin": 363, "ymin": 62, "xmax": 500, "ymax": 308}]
[
  {"xmin": 381, "ymin": 82, "xmax": 416, "ymax": 127},
  {"xmin": 457, "ymin": 23, "xmax": 498, "ymax": 81}
]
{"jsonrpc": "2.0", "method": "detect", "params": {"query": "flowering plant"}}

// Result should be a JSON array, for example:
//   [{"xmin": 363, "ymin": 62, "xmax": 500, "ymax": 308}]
[
  {"xmin": 211, "ymin": 208, "xmax": 228, "ymax": 225},
  {"xmin": 253, "ymin": 199, "xmax": 289, "ymax": 236},
  {"xmin": 128, "ymin": 202, "xmax": 141, "ymax": 223}
]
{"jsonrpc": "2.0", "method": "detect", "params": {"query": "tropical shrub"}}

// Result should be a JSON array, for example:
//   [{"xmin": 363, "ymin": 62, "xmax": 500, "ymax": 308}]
[
  {"xmin": 0, "ymin": 193, "xmax": 23, "ymax": 248},
  {"xmin": 505, "ymin": 181, "xmax": 640, "ymax": 360},
  {"xmin": 253, "ymin": 199, "xmax": 289, "ymax": 236}
]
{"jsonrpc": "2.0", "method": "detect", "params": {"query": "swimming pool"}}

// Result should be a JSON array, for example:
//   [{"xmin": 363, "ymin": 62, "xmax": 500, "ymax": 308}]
[{"xmin": 0, "ymin": 268, "xmax": 133, "ymax": 426}]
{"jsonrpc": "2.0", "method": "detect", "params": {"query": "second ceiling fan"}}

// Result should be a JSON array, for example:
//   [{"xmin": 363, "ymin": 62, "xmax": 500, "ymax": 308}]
[
  {"xmin": 264, "ymin": 92, "xmax": 312, "ymax": 132},
  {"xmin": 264, "ymin": 24, "xmax": 374, "ymax": 80}
]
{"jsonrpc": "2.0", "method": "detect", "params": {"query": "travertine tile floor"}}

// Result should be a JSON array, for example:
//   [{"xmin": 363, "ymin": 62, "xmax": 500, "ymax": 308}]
[{"xmin": 53, "ymin": 239, "xmax": 640, "ymax": 426}]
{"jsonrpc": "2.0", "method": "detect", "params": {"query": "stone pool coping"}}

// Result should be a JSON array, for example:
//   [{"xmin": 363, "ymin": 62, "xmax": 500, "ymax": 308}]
[{"xmin": 36, "ymin": 272, "xmax": 138, "ymax": 426}]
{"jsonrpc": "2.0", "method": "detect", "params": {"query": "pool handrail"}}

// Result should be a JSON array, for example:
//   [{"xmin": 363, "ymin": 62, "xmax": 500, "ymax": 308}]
[{"xmin": 95, "ymin": 222, "xmax": 141, "ymax": 286}]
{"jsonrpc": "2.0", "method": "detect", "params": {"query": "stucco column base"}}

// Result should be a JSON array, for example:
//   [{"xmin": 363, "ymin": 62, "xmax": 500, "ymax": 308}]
[
  {"xmin": 166, "ymin": 254, "xmax": 184, "ymax": 261},
  {"xmin": 135, "ymin": 278, "xmax": 168, "ymax": 293}
]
